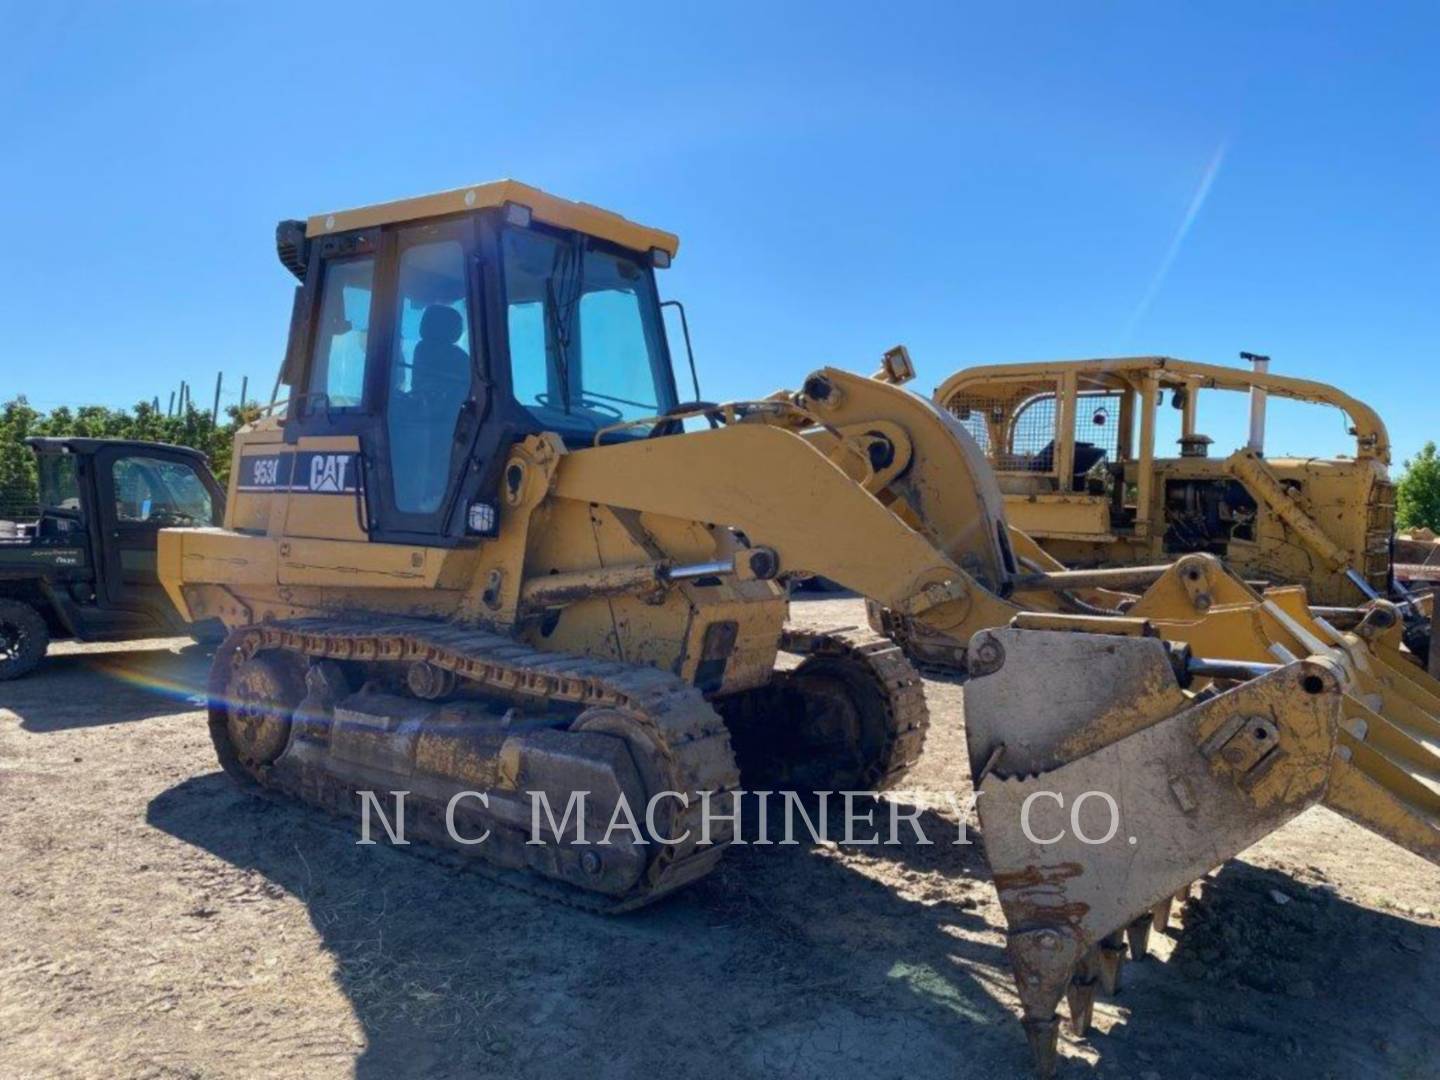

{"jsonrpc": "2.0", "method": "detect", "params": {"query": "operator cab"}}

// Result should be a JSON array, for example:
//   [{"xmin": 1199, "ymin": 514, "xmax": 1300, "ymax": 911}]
[{"xmin": 276, "ymin": 181, "xmax": 685, "ymax": 545}]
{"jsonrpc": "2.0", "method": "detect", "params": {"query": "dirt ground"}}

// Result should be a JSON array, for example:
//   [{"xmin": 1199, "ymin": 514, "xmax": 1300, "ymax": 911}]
[{"xmin": 2, "ymin": 596, "xmax": 1437, "ymax": 1080}]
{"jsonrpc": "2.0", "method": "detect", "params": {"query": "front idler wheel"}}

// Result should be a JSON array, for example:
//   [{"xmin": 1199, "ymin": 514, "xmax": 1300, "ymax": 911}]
[{"xmin": 208, "ymin": 635, "xmax": 307, "ymax": 781}]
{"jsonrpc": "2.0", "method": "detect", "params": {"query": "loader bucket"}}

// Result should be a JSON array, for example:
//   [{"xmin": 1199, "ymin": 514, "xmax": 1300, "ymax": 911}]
[{"xmin": 961, "ymin": 621, "xmax": 1440, "ymax": 1076}]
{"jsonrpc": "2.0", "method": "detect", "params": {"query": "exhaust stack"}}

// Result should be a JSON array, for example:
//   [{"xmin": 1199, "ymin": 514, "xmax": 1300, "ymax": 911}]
[{"xmin": 1242, "ymin": 351, "xmax": 1270, "ymax": 454}]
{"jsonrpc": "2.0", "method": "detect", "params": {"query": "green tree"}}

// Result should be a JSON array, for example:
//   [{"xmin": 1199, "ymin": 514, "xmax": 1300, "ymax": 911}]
[
  {"xmin": 0, "ymin": 397, "xmax": 43, "ymax": 517},
  {"xmin": 1397, "ymin": 441, "xmax": 1440, "ymax": 531}
]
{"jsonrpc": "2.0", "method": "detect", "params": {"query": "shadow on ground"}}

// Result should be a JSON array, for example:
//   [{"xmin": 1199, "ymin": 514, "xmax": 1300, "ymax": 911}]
[
  {"xmin": 8, "ymin": 641, "xmax": 212, "ymax": 731},
  {"xmin": 1089, "ymin": 860, "xmax": 1440, "ymax": 1080},
  {"xmin": 146, "ymin": 776, "xmax": 1038, "ymax": 1080},
  {"xmin": 145, "ymin": 773, "xmax": 1440, "ymax": 1079}
]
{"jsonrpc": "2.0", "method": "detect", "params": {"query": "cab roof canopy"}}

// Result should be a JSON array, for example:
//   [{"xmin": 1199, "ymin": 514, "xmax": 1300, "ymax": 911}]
[
  {"xmin": 935, "ymin": 354, "xmax": 1390, "ymax": 463},
  {"xmin": 304, "ymin": 179, "xmax": 679, "ymax": 259}
]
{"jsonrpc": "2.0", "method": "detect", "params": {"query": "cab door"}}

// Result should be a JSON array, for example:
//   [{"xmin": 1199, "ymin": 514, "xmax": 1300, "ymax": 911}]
[
  {"xmin": 282, "ymin": 216, "xmax": 492, "ymax": 546},
  {"xmin": 370, "ymin": 216, "xmax": 488, "ymax": 541},
  {"xmin": 94, "ymin": 447, "xmax": 223, "ymax": 618}
]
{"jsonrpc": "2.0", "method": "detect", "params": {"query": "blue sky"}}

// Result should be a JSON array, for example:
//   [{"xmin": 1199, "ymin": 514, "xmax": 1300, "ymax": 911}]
[{"xmin": 2, "ymin": 2, "xmax": 1435, "ymax": 464}]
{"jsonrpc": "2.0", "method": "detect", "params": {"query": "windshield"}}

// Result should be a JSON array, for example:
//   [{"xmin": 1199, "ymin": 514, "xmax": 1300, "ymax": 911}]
[
  {"xmin": 37, "ymin": 454, "xmax": 82, "ymax": 514},
  {"xmin": 111, "ymin": 455, "xmax": 215, "ymax": 525},
  {"xmin": 501, "ymin": 226, "xmax": 678, "ymax": 441}
]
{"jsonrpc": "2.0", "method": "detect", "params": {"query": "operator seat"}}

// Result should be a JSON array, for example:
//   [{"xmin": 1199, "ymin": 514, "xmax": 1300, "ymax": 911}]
[
  {"xmin": 411, "ymin": 305, "xmax": 470, "ymax": 397},
  {"xmin": 1072, "ymin": 441, "xmax": 1107, "ymax": 478},
  {"xmin": 1034, "ymin": 439, "xmax": 1109, "ymax": 490}
]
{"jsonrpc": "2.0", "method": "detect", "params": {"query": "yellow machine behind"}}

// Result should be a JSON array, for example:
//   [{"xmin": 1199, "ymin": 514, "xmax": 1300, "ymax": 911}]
[
  {"xmin": 159, "ymin": 182, "xmax": 1440, "ymax": 1076},
  {"xmin": 935, "ymin": 355, "xmax": 1409, "ymax": 604}
]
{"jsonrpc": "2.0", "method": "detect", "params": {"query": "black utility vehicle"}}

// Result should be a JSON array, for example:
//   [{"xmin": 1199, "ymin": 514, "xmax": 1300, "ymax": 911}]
[{"xmin": 0, "ymin": 438, "xmax": 225, "ymax": 679}]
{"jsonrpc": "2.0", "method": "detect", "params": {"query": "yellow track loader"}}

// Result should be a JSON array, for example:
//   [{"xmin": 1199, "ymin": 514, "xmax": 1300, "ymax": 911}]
[{"xmin": 158, "ymin": 182, "xmax": 1439, "ymax": 1076}]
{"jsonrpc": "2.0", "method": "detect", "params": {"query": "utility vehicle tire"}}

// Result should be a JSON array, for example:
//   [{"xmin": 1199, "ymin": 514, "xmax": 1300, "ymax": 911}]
[{"xmin": 0, "ymin": 600, "xmax": 50, "ymax": 680}]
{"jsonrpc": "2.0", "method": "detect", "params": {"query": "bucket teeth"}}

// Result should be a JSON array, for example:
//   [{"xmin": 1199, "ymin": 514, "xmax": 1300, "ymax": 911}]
[
  {"xmin": 1065, "ymin": 949, "xmax": 1101, "ymax": 1036},
  {"xmin": 1098, "ymin": 930, "xmax": 1127, "ymax": 994},
  {"xmin": 1151, "ymin": 895, "xmax": 1175, "ymax": 933},
  {"xmin": 1022, "ymin": 1016, "xmax": 1062, "ymax": 1078},
  {"xmin": 964, "ymin": 627, "xmax": 1358, "ymax": 1077},
  {"xmin": 1004, "ymin": 926, "xmax": 1083, "ymax": 1076},
  {"xmin": 1065, "ymin": 978, "xmax": 1098, "ymax": 1037},
  {"xmin": 1126, "ymin": 912, "xmax": 1155, "ymax": 959}
]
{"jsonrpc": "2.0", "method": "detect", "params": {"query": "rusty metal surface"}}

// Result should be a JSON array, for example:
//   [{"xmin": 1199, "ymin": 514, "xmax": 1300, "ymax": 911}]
[
  {"xmin": 517, "ymin": 561, "xmax": 667, "ymax": 610},
  {"xmin": 967, "ymin": 626, "xmax": 1345, "ymax": 1075}
]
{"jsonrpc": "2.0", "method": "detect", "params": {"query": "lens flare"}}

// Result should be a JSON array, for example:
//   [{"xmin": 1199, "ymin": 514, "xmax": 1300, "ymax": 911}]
[{"xmin": 84, "ymin": 651, "xmax": 209, "ymax": 707}]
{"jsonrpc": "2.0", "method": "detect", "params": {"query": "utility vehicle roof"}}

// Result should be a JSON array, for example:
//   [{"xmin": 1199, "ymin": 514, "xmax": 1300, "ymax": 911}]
[{"xmin": 25, "ymin": 437, "xmax": 211, "ymax": 462}]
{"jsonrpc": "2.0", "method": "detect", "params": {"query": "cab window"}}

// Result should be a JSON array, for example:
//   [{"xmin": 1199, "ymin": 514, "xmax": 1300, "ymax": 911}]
[
  {"xmin": 307, "ymin": 256, "xmax": 375, "ymax": 409},
  {"xmin": 112, "ymin": 456, "xmax": 214, "ymax": 525},
  {"xmin": 576, "ymin": 252, "xmax": 668, "ymax": 418},
  {"xmin": 1075, "ymin": 392, "xmax": 1122, "ymax": 459},
  {"xmin": 501, "ymin": 227, "xmax": 676, "ymax": 441}
]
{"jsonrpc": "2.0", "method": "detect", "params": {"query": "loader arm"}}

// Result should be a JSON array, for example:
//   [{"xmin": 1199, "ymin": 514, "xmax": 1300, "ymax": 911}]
[
  {"xmin": 780, "ymin": 367, "xmax": 1019, "ymax": 589},
  {"xmin": 551, "ymin": 416, "xmax": 1025, "ymax": 638}
]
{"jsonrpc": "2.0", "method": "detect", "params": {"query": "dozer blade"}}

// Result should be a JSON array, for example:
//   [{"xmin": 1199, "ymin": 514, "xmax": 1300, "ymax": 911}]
[{"xmin": 961, "ymin": 624, "xmax": 1440, "ymax": 1076}]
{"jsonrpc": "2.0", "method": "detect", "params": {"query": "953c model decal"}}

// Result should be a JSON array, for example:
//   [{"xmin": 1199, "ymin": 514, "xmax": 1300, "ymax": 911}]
[{"xmin": 237, "ymin": 451, "xmax": 360, "ymax": 495}]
